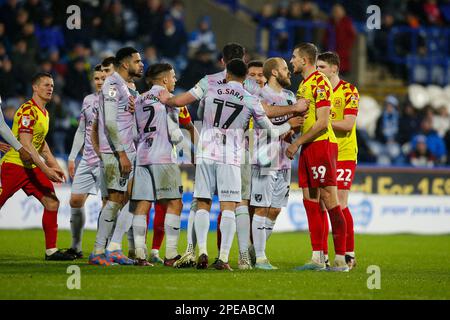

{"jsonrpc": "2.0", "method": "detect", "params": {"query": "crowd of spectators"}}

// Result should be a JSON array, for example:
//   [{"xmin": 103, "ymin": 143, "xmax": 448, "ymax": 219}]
[
  {"xmin": 358, "ymin": 94, "xmax": 450, "ymax": 167},
  {"xmin": 0, "ymin": 0, "xmax": 222, "ymax": 155}
]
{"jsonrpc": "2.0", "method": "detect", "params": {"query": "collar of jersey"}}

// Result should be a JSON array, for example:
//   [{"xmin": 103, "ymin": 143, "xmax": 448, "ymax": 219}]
[
  {"xmin": 31, "ymin": 98, "xmax": 47, "ymax": 116},
  {"xmin": 227, "ymin": 80, "xmax": 243, "ymax": 87}
]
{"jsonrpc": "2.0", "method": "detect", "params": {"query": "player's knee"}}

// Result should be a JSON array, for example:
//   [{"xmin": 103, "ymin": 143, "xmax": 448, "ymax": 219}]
[
  {"xmin": 43, "ymin": 196, "xmax": 60, "ymax": 211},
  {"xmin": 70, "ymin": 195, "xmax": 85, "ymax": 208}
]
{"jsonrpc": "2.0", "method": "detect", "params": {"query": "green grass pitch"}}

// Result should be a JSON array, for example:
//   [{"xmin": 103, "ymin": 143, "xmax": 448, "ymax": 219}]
[{"xmin": 0, "ymin": 229, "xmax": 449, "ymax": 300}]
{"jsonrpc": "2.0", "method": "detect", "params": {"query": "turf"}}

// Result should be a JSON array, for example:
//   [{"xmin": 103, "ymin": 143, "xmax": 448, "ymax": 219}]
[{"xmin": 0, "ymin": 229, "xmax": 449, "ymax": 300}]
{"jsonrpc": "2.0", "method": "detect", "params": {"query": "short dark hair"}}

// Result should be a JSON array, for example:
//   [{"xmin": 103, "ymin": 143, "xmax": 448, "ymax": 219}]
[
  {"xmin": 145, "ymin": 63, "xmax": 173, "ymax": 85},
  {"xmin": 101, "ymin": 56, "xmax": 116, "ymax": 67},
  {"xmin": 247, "ymin": 60, "xmax": 263, "ymax": 69},
  {"xmin": 294, "ymin": 42, "xmax": 318, "ymax": 64},
  {"xmin": 115, "ymin": 47, "xmax": 138, "ymax": 66},
  {"xmin": 31, "ymin": 72, "xmax": 52, "ymax": 85},
  {"xmin": 93, "ymin": 64, "xmax": 103, "ymax": 72},
  {"xmin": 317, "ymin": 51, "xmax": 340, "ymax": 69},
  {"xmin": 226, "ymin": 59, "xmax": 247, "ymax": 79},
  {"xmin": 222, "ymin": 43, "xmax": 245, "ymax": 64}
]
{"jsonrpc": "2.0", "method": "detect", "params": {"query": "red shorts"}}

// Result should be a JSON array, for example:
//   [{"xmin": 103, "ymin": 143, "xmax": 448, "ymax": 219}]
[
  {"xmin": 298, "ymin": 140, "xmax": 338, "ymax": 188},
  {"xmin": 0, "ymin": 162, "xmax": 55, "ymax": 206},
  {"xmin": 336, "ymin": 160, "xmax": 356, "ymax": 190}
]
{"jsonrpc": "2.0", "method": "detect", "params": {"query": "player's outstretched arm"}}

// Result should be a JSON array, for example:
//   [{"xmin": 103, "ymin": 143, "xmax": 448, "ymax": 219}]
[
  {"xmin": 159, "ymin": 90, "xmax": 198, "ymax": 108},
  {"xmin": 0, "ymin": 109, "xmax": 22, "ymax": 152},
  {"xmin": 19, "ymin": 133, "xmax": 63, "ymax": 182},
  {"xmin": 67, "ymin": 115, "xmax": 86, "ymax": 179},
  {"xmin": 263, "ymin": 98, "xmax": 309, "ymax": 118},
  {"xmin": 286, "ymin": 107, "xmax": 329, "ymax": 159}
]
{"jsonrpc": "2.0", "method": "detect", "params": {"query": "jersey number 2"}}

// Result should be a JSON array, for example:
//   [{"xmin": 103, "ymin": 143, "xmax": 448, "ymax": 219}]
[{"xmin": 143, "ymin": 105, "xmax": 156, "ymax": 133}]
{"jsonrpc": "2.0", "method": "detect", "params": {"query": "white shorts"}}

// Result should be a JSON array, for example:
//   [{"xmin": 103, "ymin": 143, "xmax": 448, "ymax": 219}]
[
  {"xmin": 241, "ymin": 163, "xmax": 251, "ymax": 201},
  {"xmin": 250, "ymin": 166, "xmax": 291, "ymax": 208},
  {"xmin": 71, "ymin": 159, "xmax": 107, "ymax": 197},
  {"xmin": 194, "ymin": 158, "xmax": 241, "ymax": 202},
  {"xmin": 101, "ymin": 152, "xmax": 135, "ymax": 192},
  {"xmin": 132, "ymin": 163, "xmax": 183, "ymax": 201}
]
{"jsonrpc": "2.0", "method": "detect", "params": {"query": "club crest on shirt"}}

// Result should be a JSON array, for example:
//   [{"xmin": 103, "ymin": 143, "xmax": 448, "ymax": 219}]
[
  {"xmin": 21, "ymin": 115, "xmax": 31, "ymax": 127},
  {"xmin": 255, "ymin": 194, "xmax": 262, "ymax": 203},
  {"xmin": 108, "ymin": 86, "xmax": 117, "ymax": 98}
]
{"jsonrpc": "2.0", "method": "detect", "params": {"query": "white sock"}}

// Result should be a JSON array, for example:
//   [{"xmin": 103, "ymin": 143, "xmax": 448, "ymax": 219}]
[
  {"xmin": 132, "ymin": 215, "xmax": 147, "ymax": 259},
  {"xmin": 235, "ymin": 205, "xmax": 250, "ymax": 256},
  {"xmin": 264, "ymin": 217, "xmax": 276, "ymax": 241},
  {"xmin": 335, "ymin": 254, "xmax": 346, "ymax": 265},
  {"xmin": 194, "ymin": 209, "xmax": 210, "ymax": 256},
  {"xmin": 219, "ymin": 210, "xmax": 236, "ymax": 263},
  {"xmin": 186, "ymin": 207, "xmax": 197, "ymax": 253},
  {"xmin": 164, "ymin": 213, "xmax": 181, "ymax": 259},
  {"xmin": 346, "ymin": 251, "xmax": 355, "ymax": 258},
  {"xmin": 312, "ymin": 250, "xmax": 324, "ymax": 264},
  {"xmin": 70, "ymin": 207, "xmax": 85, "ymax": 251},
  {"xmin": 151, "ymin": 248, "xmax": 159, "ymax": 256},
  {"xmin": 252, "ymin": 215, "xmax": 266, "ymax": 260},
  {"xmin": 94, "ymin": 201, "xmax": 121, "ymax": 254},
  {"xmin": 46, "ymin": 248, "xmax": 58, "ymax": 255},
  {"xmin": 107, "ymin": 207, "xmax": 133, "ymax": 251}
]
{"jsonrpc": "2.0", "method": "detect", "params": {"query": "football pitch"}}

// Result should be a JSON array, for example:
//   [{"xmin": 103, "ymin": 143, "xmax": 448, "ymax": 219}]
[{"xmin": 0, "ymin": 230, "xmax": 449, "ymax": 300}]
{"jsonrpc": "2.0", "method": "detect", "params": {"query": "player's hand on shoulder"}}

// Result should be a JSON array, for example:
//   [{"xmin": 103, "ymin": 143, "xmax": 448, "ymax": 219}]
[
  {"xmin": 68, "ymin": 160, "xmax": 76, "ymax": 179},
  {"xmin": 18, "ymin": 147, "xmax": 33, "ymax": 166},
  {"xmin": 294, "ymin": 98, "xmax": 309, "ymax": 115},
  {"xmin": 158, "ymin": 89, "xmax": 170, "ymax": 104},
  {"xmin": 0, "ymin": 142, "xmax": 11, "ymax": 153}
]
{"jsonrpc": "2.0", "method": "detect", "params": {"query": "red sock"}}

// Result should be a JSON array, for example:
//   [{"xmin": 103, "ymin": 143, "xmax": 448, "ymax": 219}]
[
  {"xmin": 328, "ymin": 205, "xmax": 347, "ymax": 256},
  {"xmin": 303, "ymin": 199, "xmax": 323, "ymax": 251},
  {"xmin": 42, "ymin": 209, "xmax": 58, "ymax": 249},
  {"xmin": 152, "ymin": 202, "xmax": 166, "ymax": 250},
  {"xmin": 322, "ymin": 209, "xmax": 329, "ymax": 255},
  {"xmin": 342, "ymin": 207, "xmax": 354, "ymax": 253},
  {"xmin": 217, "ymin": 211, "xmax": 222, "ymax": 251}
]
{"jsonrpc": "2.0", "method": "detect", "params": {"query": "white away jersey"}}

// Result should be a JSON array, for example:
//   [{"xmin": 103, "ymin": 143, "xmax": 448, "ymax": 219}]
[{"xmin": 135, "ymin": 85, "xmax": 179, "ymax": 165}]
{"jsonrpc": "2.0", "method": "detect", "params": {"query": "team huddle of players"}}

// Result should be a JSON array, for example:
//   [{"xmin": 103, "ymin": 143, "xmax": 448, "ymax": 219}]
[{"xmin": 0, "ymin": 41, "xmax": 359, "ymax": 272}]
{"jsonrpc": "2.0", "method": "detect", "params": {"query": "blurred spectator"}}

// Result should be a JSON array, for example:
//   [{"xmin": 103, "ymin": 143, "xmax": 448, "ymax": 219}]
[
  {"xmin": 0, "ymin": 23, "xmax": 12, "ymax": 54},
  {"xmin": 9, "ymin": 8, "xmax": 29, "ymax": 41},
  {"xmin": 0, "ymin": 58, "xmax": 19, "ymax": 99},
  {"xmin": 21, "ymin": 22, "xmax": 39, "ymax": 59},
  {"xmin": 0, "ymin": 43, "xmax": 8, "ymax": 61},
  {"xmin": 445, "ymin": 130, "xmax": 450, "ymax": 165},
  {"xmin": 34, "ymin": 13, "xmax": 65, "ymax": 54},
  {"xmin": 376, "ymin": 95, "xmax": 400, "ymax": 144},
  {"xmin": 46, "ymin": 94, "xmax": 72, "ymax": 156},
  {"xmin": 432, "ymin": 105, "xmax": 450, "ymax": 137},
  {"xmin": 64, "ymin": 57, "xmax": 91, "ymax": 103},
  {"xmin": 423, "ymin": 0, "xmax": 443, "ymax": 25},
  {"xmin": 409, "ymin": 135, "xmax": 437, "ymax": 167},
  {"xmin": 102, "ymin": 1, "xmax": 126, "ymax": 41},
  {"xmin": 323, "ymin": 4, "xmax": 356, "ymax": 74},
  {"xmin": 374, "ymin": 95, "xmax": 402, "ymax": 164},
  {"xmin": 10, "ymin": 39, "xmax": 36, "ymax": 95},
  {"xmin": 272, "ymin": 1, "xmax": 290, "ymax": 52},
  {"xmin": 178, "ymin": 45, "xmax": 219, "ymax": 90},
  {"xmin": 258, "ymin": 2, "xmax": 274, "ymax": 25},
  {"xmin": 154, "ymin": 15, "xmax": 187, "ymax": 71},
  {"xmin": 142, "ymin": 45, "xmax": 160, "ymax": 70},
  {"xmin": 169, "ymin": 0, "xmax": 186, "ymax": 26},
  {"xmin": 48, "ymin": 48, "xmax": 67, "ymax": 77},
  {"xmin": 188, "ymin": 16, "xmax": 216, "ymax": 57},
  {"xmin": 0, "ymin": 0, "xmax": 20, "ymax": 35},
  {"xmin": 411, "ymin": 117, "xmax": 447, "ymax": 164},
  {"xmin": 23, "ymin": 0, "xmax": 47, "ymax": 24},
  {"xmin": 136, "ymin": 0, "xmax": 166, "ymax": 44},
  {"xmin": 398, "ymin": 102, "xmax": 420, "ymax": 145}
]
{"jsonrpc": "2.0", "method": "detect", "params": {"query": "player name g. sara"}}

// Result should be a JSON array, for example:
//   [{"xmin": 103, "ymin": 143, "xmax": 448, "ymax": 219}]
[{"xmin": 217, "ymin": 88, "xmax": 244, "ymax": 101}]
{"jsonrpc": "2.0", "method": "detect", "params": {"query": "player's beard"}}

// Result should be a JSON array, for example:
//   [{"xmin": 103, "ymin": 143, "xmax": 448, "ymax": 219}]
[
  {"xmin": 276, "ymin": 75, "xmax": 291, "ymax": 88},
  {"xmin": 129, "ymin": 67, "xmax": 143, "ymax": 79}
]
